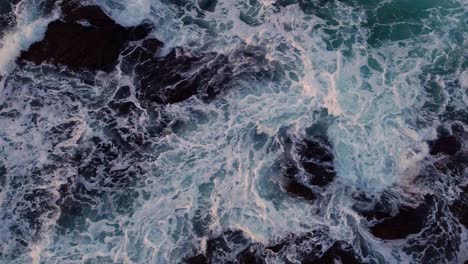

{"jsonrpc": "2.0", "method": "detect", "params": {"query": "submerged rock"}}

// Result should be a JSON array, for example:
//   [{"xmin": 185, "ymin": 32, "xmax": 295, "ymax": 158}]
[
  {"xmin": 122, "ymin": 44, "xmax": 274, "ymax": 106},
  {"xmin": 450, "ymin": 184, "xmax": 468, "ymax": 228},
  {"xmin": 185, "ymin": 254, "xmax": 208, "ymax": 264},
  {"xmin": 302, "ymin": 241, "xmax": 362, "ymax": 264},
  {"xmin": 297, "ymin": 137, "xmax": 336, "ymax": 187},
  {"xmin": 184, "ymin": 229, "xmax": 364, "ymax": 264},
  {"xmin": 280, "ymin": 133, "xmax": 336, "ymax": 201},
  {"xmin": 19, "ymin": 2, "xmax": 152, "ymax": 71},
  {"xmin": 19, "ymin": 1, "xmax": 278, "ymax": 107},
  {"xmin": 184, "ymin": 229, "xmax": 253, "ymax": 264},
  {"xmin": 369, "ymin": 195, "xmax": 433, "ymax": 240},
  {"xmin": 352, "ymin": 191, "xmax": 395, "ymax": 221},
  {"xmin": 129, "ymin": 47, "xmax": 231, "ymax": 105},
  {"xmin": 429, "ymin": 135, "xmax": 462, "ymax": 156},
  {"xmin": 284, "ymin": 175, "xmax": 317, "ymax": 201}
]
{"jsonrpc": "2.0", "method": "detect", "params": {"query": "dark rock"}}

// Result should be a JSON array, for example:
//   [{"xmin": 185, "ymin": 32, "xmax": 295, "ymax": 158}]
[
  {"xmin": 121, "ymin": 38, "xmax": 164, "ymax": 68},
  {"xmin": 265, "ymin": 232, "xmax": 322, "ymax": 255},
  {"xmin": 184, "ymin": 229, "xmax": 253, "ymax": 263},
  {"xmin": 206, "ymin": 229, "xmax": 250, "ymax": 261},
  {"xmin": 131, "ymin": 48, "xmax": 231, "ymax": 105},
  {"xmin": 352, "ymin": 192, "xmax": 394, "ymax": 221},
  {"xmin": 429, "ymin": 135, "xmax": 461, "ymax": 156},
  {"xmin": 298, "ymin": 137, "xmax": 335, "ymax": 187},
  {"xmin": 265, "ymin": 232, "xmax": 364, "ymax": 263},
  {"xmin": 122, "ymin": 44, "xmax": 277, "ymax": 106},
  {"xmin": 369, "ymin": 195, "xmax": 433, "ymax": 240},
  {"xmin": 185, "ymin": 230, "xmax": 365, "ymax": 264},
  {"xmin": 285, "ymin": 177, "xmax": 317, "ymax": 201},
  {"xmin": 184, "ymin": 254, "xmax": 208, "ymax": 264},
  {"xmin": 108, "ymin": 100, "xmax": 140, "ymax": 116},
  {"xmin": 280, "ymin": 134, "xmax": 336, "ymax": 201},
  {"xmin": 449, "ymin": 184, "xmax": 468, "ymax": 228},
  {"xmin": 302, "ymin": 241, "xmax": 362, "ymax": 264},
  {"xmin": 19, "ymin": 3, "xmax": 152, "ymax": 71},
  {"xmin": 237, "ymin": 246, "xmax": 266, "ymax": 264}
]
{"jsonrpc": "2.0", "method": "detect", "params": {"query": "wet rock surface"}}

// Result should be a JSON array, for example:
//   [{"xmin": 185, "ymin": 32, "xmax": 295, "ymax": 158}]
[
  {"xmin": 368, "ymin": 195, "xmax": 433, "ymax": 240},
  {"xmin": 429, "ymin": 135, "xmax": 462, "ymax": 156},
  {"xmin": 122, "ymin": 43, "xmax": 276, "ymax": 106},
  {"xmin": 278, "ymin": 128, "xmax": 336, "ymax": 201},
  {"xmin": 450, "ymin": 184, "xmax": 468, "ymax": 228},
  {"xmin": 123, "ymin": 46, "xmax": 231, "ymax": 105},
  {"xmin": 184, "ymin": 229, "xmax": 254, "ymax": 264},
  {"xmin": 352, "ymin": 192, "xmax": 395, "ymax": 221},
  {"xmin": 297, "ymin": 136, "xmax": 336, "ymax": 187},
  {"xmin": 184, "ymin": 229, "xmax": 364, "ymax": 264},
  {"xmin": 19, "ymin": 2, "xmax": 152, "ymax": 71},
  {"xmin": 19, "ymin": 1, "xmax": 279, "ymax": 107},
  {"xmin": 302, "ymin": 241, "xmax": 363, "ymax": 264}
]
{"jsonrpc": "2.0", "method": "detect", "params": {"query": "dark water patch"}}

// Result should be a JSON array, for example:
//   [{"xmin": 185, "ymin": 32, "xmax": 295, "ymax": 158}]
[
  {"xmin": 113, "ymin": 85, "xmax": 131, "ymax": 100},
  {"xmin": 284, "ymin": 177, "xmax": 317, "ymax": 201},
  {"xmin": 0, "ymin": 0, "xmax": 15, "ymax": 36},
  {"xmin": 358, "ymin": 0, "xmax": 463, "ymax": 46},
  {"xmin": 0, "ymin": 164, "xmax": 6, "ymax": 187},
  {"xmin": 198, "ymin": 0, "xmax": 217, "ymax": 12}
]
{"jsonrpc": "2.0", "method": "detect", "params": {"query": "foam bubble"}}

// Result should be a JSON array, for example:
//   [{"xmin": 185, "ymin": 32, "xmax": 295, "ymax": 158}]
[
  {"xmin": 97, "ymin": 0, "xmax": 153, "ymax": 27},
  {"xmin": 460, "ymin": 69, "xmax": 468, "ymax": 89}
]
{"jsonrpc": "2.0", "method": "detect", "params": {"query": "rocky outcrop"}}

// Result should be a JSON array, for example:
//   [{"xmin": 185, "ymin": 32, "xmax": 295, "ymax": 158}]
[
  {"xmin": 19, "ymin": 1, "xmax": 279, "ymax": 106},
  {"xmin": 302, "ymin": 241, "xmax": 363, "ymax": 264},
  {"xmin": 184, "ymin": 229, "xmax": 254, "ymax": 264},
  {"xmin": 122, "ymin": 44, "xmax": 274, "ymax": 106},
  {"xmin": 19, "ymin": 2, "xmax": 152, "ymax": 71},
  {"xmin": 122, "ymin": 44, "xmax": 231, "ymax": 105},
  {"xmin": 184, "ymin": 229, "xmax": 364, "ymax": 264},
  {"xmin": 450, "ymin": 184, "xmax": 468, "ymax": 228},
  {"xmin": 279, "ymin": 130, "xmax": 336, "ymax": 201},
  {"xmin": 429, "ymin": 135, "xmax": 462, "ymax": 156},
  {"xmin": 368, "ymin": 195, "xmax": 433, "ymax": 240}
]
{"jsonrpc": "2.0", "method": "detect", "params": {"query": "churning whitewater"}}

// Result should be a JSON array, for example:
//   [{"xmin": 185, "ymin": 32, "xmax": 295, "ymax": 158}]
[{"xmin": 0, "ymin": 0, "xmax": 466, "ymax": 263}]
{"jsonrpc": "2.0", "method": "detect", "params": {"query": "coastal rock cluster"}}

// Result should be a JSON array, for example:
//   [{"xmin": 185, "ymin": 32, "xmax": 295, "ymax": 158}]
[{"xmin": 5, "ymin": 0, "xmax": 466, "ymax": 262}]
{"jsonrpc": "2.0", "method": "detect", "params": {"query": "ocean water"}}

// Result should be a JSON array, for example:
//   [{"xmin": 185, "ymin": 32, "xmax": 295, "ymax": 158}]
[{"xmin": 0, "ymin": 0, "xmax": 466, "ymax": 263}]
